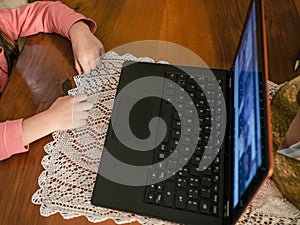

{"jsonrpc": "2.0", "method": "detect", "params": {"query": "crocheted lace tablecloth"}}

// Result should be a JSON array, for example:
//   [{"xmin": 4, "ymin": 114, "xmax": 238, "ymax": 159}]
[{"xmin": 32, "ymin": 51, "xmax": 300, "ymax": 225}]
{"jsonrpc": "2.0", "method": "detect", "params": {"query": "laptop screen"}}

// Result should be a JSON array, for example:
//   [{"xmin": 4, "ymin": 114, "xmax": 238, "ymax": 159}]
[{"xmin": 232, "ymin": 0, "xmax": 263, "ymax": 208}]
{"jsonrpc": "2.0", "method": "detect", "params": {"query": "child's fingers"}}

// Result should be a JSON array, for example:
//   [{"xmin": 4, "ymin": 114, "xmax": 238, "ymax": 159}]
[{"xmin": 74, "ymin": 94, "xmax": 88, "ymax": 102}]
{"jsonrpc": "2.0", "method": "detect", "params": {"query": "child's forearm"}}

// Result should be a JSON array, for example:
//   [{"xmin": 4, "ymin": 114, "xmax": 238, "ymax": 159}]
[
  {"xmin": 22, "ymin": 110, "xmax": 57, "ymax": 146},
  {"xmin": 22, "ymin": 94, "xmax": 92, "ymax": 146}
]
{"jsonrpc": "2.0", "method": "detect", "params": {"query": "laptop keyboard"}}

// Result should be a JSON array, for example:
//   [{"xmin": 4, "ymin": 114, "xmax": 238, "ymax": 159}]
[{"xmin": 144, "ymin": 71, "xmax": 226, "ymax": 217}]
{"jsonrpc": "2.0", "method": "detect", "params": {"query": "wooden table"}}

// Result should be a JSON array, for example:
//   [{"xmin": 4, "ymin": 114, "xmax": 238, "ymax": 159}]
[{"xmin": 0, "ymin": 0, "xmax": 299, "ymax": 224}]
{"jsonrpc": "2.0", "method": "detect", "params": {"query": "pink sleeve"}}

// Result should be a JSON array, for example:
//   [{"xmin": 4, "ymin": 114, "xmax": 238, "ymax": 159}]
[
  {"xmin": 0, "ymin": 119, "xmax": 29, "ymax": 161},
  {"xmin": 0, "ymin": 1, "xmax": 97, "ymax": 41}
]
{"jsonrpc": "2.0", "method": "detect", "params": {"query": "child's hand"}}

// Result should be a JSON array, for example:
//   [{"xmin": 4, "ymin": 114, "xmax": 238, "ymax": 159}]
[
  {"xmin": 22, "ymin": 94, "xmax": 93, "ymax": 146},
  {"xmin": 69, "ymin": 21, "xmax": 105, "ymax": 74},
  {"xmin": 46, "ymin": 94, "xmax": 93, "ymax": 131}
]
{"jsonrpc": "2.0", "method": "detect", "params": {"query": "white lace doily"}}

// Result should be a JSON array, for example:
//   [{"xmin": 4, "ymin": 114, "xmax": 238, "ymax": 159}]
[{"xmin": 32, "ymin": 51, "xmax": 300, "ymax": 225}]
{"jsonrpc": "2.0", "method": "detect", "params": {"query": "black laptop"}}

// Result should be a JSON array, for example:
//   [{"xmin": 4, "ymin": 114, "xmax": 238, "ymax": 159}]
[{"xmin": 91, "ymin": 0, "xmax": 273, "ymax": 224}]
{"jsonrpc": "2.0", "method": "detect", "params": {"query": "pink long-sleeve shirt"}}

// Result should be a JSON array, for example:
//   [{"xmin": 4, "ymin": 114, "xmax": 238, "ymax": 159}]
[{"xmin": 0, "ymin": 1, "xmax": 96, "ymax": 160}]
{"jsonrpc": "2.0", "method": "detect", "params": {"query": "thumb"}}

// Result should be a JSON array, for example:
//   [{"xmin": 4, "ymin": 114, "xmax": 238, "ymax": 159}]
[{"xmin": 74, "ymin": 59, "xmax": 83, "ymax": 75}]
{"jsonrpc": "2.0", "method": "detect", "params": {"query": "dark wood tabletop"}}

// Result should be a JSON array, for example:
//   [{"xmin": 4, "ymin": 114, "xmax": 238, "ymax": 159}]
[{"xmin": 0, "ymin": 0, "xmax": 299, "ymax": 225}]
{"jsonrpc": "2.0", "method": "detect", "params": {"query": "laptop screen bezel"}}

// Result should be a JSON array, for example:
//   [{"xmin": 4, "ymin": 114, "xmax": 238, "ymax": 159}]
[{"xmin": 228, "ymin": 0, "xmax": 273, "ymax": 223}]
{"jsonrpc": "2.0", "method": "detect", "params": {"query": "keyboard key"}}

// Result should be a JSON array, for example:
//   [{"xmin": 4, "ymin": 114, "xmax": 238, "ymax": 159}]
[
  {"xmin": 148, "ymin": 184, "xmax": 155, "ymax": 191},
  {"xmin": 164, "ymin": 95, "xmax": 174, "ymax": 103},
  {"xmin": 188, "ymin": 92, "xmax": 195, "ymax": 99},
  {"xmin": 156, "ymin": 162, "xmax": 165, "ymax": 170},
  {"xmin": 187, "ymin": 76, "xmax": 196, "ymax": 83},
  {"xmin": 213, "ymin": 194, "xmax": 219, "ymax": 203},
  {"xmin": 177, "ymin": 178, "xmax": 188, "ymax": 188},
  {"xmin": 155, "ymin": 193, "xmax": 163, "ymax": 205},
  {"xmin": 177, "ymin": 73, "xmax": 187, "ymax": 81},
  {"xmin": 188, "ymin": 188, "xmax": 198, "ymax": 199},
  {"xmin": 204, "ymin": 125, "xmax": 212, "ymax": 134},
  {"xmin": 202, "ymin": 177, "xmax": 212, "ymax": 187},
  {"xmin": 158, "ymin": 171, "xmax": 166, "ymax": 181},
  {"xmin": 177, "ymin": 80, "xmax": 186, "ymax": 87},
  {"xmin": 172, "ymin": 121, "xmax": 181, "ymax": 130},
  {"xmin": 170, "ymin": 150, "xmax": 179, "ymax": 159},
  {"xmin": 158, "ymin": 144, "xmax": 167, "ymax": 152},
  {"xmin": 162, "ymin": 103, "xmax": 173, "ymax": 138},
  {"xmin": 178, "ymin": 168, "xmax": 188, "ymax": 177},
  {"xmin": 182, "ymin": 117, "xmax": 195, "ymax": 127},
  {"xmin": 182, "ymin": 146, "xmax": 192, "ymax": 156},
  {"xmin": 212, "ymin": 205, "xmax": 219, "ymax": 216},
  {"xmin": 213, "ymin": 175, "xmax": 220, "ymax": 183},
  {"xmin": 213, "ymin": 185, "xmax": 219, "ymax": 193},
  {"xmin": 175, "ymin": 189, "xmax": 186, "ymax": 209},
  {"xmin": 214, "ymin": 156, "xmax": 220, "ymax": 165},
  {"xmin": 189, "ymin": 177, "xmax": 199, "ymax": 188},
  {"xmin": 196, "ymin": 91, "xmax": 205, "ymax": 99},
  {"xmin": 190, "ymin": 167, "xmax": 200, "ymax": 177},
  {"xmin": 200, "ymin": 188, "xmax": 211, "ymax": 199},
  {"xmin": 166, "ymin": 81, "xmax": 176, "ymax": 89},
  {"xmin": 169, "ymin": 139, "xmax": 179, "ymax": 149},
  {"xmin": 187, "ymin": 83, "xmax": 196, "ymax": 92},
  {"xmin": 202, "ymin": 167, "xmax": 212, "ymax": 176},
  {"xmin": 191, "ymin": 155, "xmax": 201, "ymax": 166},
  {"xmin": 166, "ymin": 170, "xmax": 176, "ymax": 179},
  {"xmin": 166, "ymin": 88, "xmax": 175, "ymax": 95},
  {"xmin": 156, "ymin": 183, "xmax": 164, "ymax": 192},
  {"xmin": 150, "ymin": 172, "xmax": 157, "ymax": 181},
  {"xmin": 200, "ymin": 200, "xmax": 210, "ymax": 214},
  {"xmin": 166, "ymin": 72, "xmax": 177, "ymax": 80},
  {"xmin": 175, "ymin": 95, "xmax": 185, "ymax": 104},
  {"xmin": 167, "ymin": 159, "xmax": 178, "ymax": 170},
  {"xmin": 195, "ymin": 145, "xmax": 203, "ymax": 155},
  {"xmin": 179, "ymin": 157, "xmax": 189, "ymax": 166},
  {"xmin": 214, "ymin": 165, "xmax": 220, "ymax": 174},
  {"xmin": 187, "ymin": 200, "xmax": 198, "ymax": 212},
  {"xmin": 163, "ymin": 182, "xmax": 175, "ymax": 207},
  {"xmin": 171, "ymin": 130, "xmax": 181, "ymax": 139},
  {"xmin": 158, "ymin": 152, "xmax": 166, "ymax": 160},
  {"xmin": 217, "ymin": 78, "xmax": 223, "ymax": 86},
  {"xmin": 147, "ymin": 192, "xmax": 155, "ymax": 203}
]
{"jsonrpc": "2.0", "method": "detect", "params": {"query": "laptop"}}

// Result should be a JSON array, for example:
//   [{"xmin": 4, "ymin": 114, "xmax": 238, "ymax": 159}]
[{"xmin": 91, "ymin": 0, "xmax": 273, "ymax": 224}]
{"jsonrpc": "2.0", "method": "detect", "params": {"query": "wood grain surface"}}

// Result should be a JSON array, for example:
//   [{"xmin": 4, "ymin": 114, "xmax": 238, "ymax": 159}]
[{"xmin": 0, "ymin": 0, "xmax": 299, "ymax": 224}]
